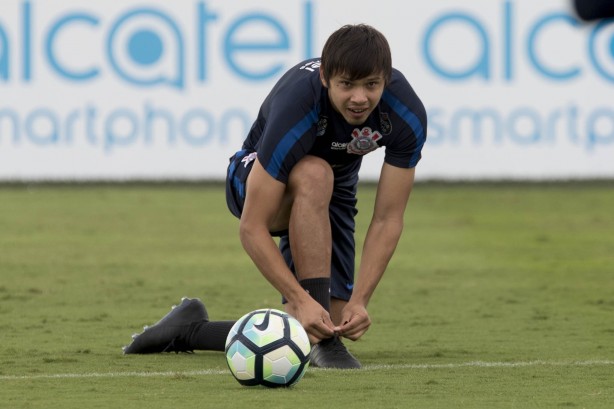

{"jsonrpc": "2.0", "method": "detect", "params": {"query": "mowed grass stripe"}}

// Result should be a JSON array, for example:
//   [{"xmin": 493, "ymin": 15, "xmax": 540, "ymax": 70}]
[{"xmin": 2, "ymin": 360, "xmax": 614, "ymax": 381}]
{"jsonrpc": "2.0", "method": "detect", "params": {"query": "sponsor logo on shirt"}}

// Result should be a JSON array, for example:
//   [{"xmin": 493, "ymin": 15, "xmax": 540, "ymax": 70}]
[{"xmin": 331, "ymin": 141, "xmax": 348, "ymax": 151}]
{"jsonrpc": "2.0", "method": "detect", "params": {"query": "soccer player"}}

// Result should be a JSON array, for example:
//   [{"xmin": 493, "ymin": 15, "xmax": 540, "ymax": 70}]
[{"xmin": 124, "ymin": 24, "xmax": 427, "ymax": 369}]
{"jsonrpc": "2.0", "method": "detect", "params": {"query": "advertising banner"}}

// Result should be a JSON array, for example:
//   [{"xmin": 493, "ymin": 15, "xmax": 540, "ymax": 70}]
[{"xmin": 0, "ymin": 0, "xmax": 612, "ymax": 180}]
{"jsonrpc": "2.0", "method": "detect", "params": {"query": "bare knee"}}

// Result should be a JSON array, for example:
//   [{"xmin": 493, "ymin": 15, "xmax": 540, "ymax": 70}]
[
  {"xmin": 288, "ymin": 156, "xmax": 334, "ymax": 206},
  {"xmin": 269, "ymin": 156, "xmax": 333, "ymax": 232}
]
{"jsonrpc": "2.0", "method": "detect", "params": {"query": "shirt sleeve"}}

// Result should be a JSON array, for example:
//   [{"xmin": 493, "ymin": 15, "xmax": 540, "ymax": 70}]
[
  {"xmin": 380, "ymin": 71, "xmax": 428, "ymax": 169},
  {"xmin": 256, "ymin": 71, "xmax": 322, "ymax": 184}
]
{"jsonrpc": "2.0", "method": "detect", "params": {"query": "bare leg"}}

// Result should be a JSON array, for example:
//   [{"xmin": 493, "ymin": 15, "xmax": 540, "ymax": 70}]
[
  {"xmin": 330, "ymin": 298, "xmax": 348, "ymax": 326},
  {"xmin": 276, "ymin": 157, "xmax": 360, "ymax": 369},
  {"xmin": 286, "ymin": 156, "xmax": 334, "ymax": 281}
]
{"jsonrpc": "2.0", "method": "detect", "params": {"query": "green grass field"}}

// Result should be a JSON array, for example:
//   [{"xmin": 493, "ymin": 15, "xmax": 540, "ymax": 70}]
[{"xmin": 1, "ymin": 182, "xmax": 613, "ymax": 408}]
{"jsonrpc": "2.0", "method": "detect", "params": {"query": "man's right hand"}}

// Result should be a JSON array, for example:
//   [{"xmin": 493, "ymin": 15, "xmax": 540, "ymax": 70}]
[{"xmin": 285, "ymin": 296, "xmax": 335, "ymax": 344}]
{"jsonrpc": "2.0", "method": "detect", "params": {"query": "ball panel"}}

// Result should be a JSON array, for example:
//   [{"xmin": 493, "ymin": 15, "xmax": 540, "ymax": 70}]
[
  {"xmin": 288, "ymin": 316, "xmax": 311, "ymax": 356},
  {"xmin": 262, "ymin": 345, "xmax": 302, "ymax": 385},
  {"xmin": 225, "ymin": 340, "xmax": 256, "ymax": 380},
  {"xmin": 242, "ymin": 312, "xmax": 286, "ymax": 347}
]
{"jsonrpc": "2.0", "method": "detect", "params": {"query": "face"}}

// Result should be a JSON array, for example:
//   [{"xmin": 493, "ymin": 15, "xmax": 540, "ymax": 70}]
[{"xmin": 320, "ymin": 70, "xmax": 386, "ymax": 125}]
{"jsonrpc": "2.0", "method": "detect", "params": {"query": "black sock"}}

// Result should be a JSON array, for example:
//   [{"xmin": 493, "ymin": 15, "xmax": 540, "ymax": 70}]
[
  {"xmin": 184, "ymin": 320, "xmax": 236, "ymax": 351},
  {"xmin": 299, "ymin": 277, "xmax": 331, "ymax": 312}
]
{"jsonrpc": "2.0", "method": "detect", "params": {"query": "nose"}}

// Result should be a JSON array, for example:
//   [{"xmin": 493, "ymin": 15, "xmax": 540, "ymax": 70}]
[{"xmin": 350, "ymin": 86, "xmax": 368, "ymax": 104}]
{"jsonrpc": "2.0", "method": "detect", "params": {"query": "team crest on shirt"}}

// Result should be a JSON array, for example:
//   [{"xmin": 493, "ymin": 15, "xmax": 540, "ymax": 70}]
[
  {"xmin": 316, "ymin": 116, "xmax": 328, "ymax": 136},
  {"xmin": 347, "ymin": 127, "xmax": 382, "ymax": 155},
  {"xmin": 380, "ymin": 112, "xmax": 392, "ymax": 135}
]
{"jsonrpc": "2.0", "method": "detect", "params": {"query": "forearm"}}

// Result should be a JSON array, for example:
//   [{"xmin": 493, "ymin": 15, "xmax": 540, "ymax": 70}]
[
  {"xmin": 240, "ymin": 222, "xmax": 336, "ymax": 343},
  {"xmin": 239, "ymin": 223, "xmax": 308, "ymax": 305},
  {"xmin": 351, "ymin": 217, "xmax": 404, "ymax": 306}
]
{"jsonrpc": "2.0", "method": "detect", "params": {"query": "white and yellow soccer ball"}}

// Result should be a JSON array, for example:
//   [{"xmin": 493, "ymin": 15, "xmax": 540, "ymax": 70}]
[{"xmin": 225, "ymin": 309, "xmax": 311, "ymax": 387}]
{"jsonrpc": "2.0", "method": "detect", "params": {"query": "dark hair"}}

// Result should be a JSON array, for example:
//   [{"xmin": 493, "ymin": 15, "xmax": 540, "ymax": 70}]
[{"xmin": 320, "ymin": 24, "xmax": 392, "ymax": 85}]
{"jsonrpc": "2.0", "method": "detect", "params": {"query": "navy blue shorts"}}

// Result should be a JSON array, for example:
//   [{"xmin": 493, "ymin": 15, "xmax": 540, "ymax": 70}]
[
  {"xmin": 225, "ymin": 150, "xmax": 358, "ymax": 301},
  {"xmin": 226, "ymin": 149, "xmax": 253, "ymax": 219}
]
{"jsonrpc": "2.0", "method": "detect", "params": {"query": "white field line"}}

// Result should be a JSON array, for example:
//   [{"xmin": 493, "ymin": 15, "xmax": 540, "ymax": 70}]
[
  {"xmin": 363, "ymin": 360, "xmax": 614, "ymax": 371},
  {"xmin": 1, "ymin": 360, "xmax": 613, "ymax": 381}
]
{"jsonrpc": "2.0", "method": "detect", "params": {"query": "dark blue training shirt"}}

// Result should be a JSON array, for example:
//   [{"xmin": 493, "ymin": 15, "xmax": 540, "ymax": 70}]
[{"xmin": 241, "ymin": 58, "xmax": 427, "ymax": 185}]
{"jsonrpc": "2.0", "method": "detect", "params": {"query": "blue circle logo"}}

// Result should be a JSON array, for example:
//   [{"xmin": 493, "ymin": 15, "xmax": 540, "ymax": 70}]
[{"xmin": 127, "ymin": 29, "xmax": 163, "ymax": 66}]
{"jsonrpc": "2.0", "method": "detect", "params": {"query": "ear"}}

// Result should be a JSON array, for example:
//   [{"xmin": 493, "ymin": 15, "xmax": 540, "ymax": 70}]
[{"xmin": 319, "ymin": 67, "xmax": 328, "ymax": 88}]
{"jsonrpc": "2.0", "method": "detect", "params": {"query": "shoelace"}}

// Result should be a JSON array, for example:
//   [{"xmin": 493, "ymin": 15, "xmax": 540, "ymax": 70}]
[{"xmin": 320, "ymin": 336, "xmax": 350, "ymax": 356}]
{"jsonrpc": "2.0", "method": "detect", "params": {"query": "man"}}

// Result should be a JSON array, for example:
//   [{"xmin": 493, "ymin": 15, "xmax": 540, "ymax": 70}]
[{"xmin": 124, "ymin": 24, "xmax": 427, "ymax": 369}]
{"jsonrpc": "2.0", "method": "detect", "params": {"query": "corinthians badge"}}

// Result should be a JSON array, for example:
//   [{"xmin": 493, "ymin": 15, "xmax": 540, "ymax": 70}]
[{"xmin": 347, "ymin": 127, "xmax": 382, "ymax": 155}]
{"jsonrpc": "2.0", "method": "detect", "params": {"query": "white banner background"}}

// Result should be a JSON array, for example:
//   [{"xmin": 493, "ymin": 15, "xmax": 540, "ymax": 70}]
[{"xmin": 0, "ymin": 0, "xmax": 612, "ymax": 181}]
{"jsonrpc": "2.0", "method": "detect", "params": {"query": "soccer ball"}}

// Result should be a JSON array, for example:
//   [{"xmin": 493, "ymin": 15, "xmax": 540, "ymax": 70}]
[{"xmin": 225, "ymin": 309, "xmax": 311, "ymax": 387}]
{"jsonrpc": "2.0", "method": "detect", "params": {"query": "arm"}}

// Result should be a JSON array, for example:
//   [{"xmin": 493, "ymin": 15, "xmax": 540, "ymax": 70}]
[
  {"xmin": 239, "ymin": 158, "xmax": 335, "ymax": 343},
  {"xmin": 338, "ymin": 163, "xmax": 415, "ymax": 340}
]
